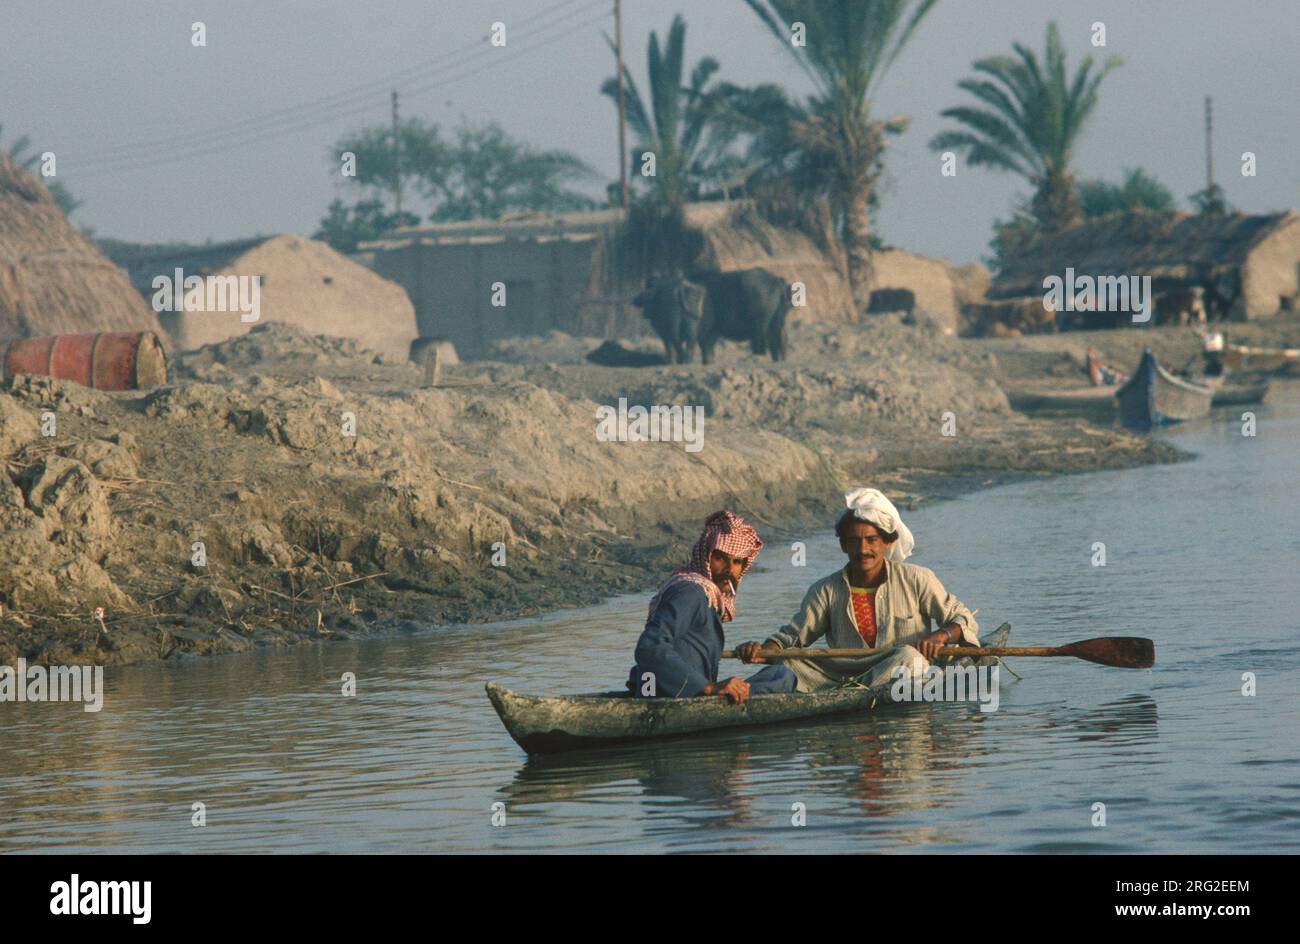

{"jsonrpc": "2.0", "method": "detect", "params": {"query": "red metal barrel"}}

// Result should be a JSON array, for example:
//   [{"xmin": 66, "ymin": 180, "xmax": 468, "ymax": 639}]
[{"xmin": 2, "ymin": 331, "xmax": 168, "ymax": 390}]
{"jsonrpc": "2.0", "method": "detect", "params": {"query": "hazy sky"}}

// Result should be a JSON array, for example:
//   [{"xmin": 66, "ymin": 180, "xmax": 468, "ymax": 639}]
[{"xmin": 5, "ymin": 0, "xmax": 1297, "ymax": 264}]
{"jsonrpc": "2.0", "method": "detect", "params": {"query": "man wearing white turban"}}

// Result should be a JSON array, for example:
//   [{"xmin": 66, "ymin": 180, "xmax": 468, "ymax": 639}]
[{"xmin": 734, "ymin": 488, "xmax": 978, "ymax": 692}]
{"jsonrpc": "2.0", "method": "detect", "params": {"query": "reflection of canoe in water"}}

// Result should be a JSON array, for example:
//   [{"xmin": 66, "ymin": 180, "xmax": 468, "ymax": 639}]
[
  {"xmin": 1116, "ymin": 349, "xmax": 1213, "ymax": 429},
  {"xmin": 487, "ymin": 625, "xmax": 1010, "ymax": 755}
]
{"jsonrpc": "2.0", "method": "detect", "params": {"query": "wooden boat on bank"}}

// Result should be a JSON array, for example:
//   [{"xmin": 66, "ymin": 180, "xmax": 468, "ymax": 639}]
[
  {"xmin": 488, "ymin": 625, "xmax": 1011, "ymax": 755},
  {"xmin": 1006, "ymin": 386, "xmax": 1117, "ymax": 421},
  {"xmin": 1116, "ymin": 349, "xmax": 1213, "ymax": 429},
  {"xmin": 1207, "ymin": 376, "xmax": 1270, "ymax": 407}
]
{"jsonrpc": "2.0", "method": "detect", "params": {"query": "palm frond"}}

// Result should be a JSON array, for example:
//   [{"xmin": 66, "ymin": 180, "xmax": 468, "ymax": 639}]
[
  {"xmin": 954, "ymin": 78, "xmax": 1023, "ymax": 133},
  {"xmin": 742, "ymin": 0, "xmax": 826, "ymax": 92},
  {"xmin": 930, "ymin": 130, "xmax": 1031, "ymax": 176},
  {"xmin": 878, "ymin": 0, "xmax": 940, "ymax": 87}
]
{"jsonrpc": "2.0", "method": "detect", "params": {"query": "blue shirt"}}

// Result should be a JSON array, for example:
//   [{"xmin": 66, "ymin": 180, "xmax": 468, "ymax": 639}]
[{"xmin": 627, "ymin": 581, "xmax": 721, "ymax": 697}]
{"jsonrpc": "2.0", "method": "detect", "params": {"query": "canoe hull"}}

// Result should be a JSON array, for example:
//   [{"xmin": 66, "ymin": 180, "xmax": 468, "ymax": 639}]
[
  {"xmin": 488, "ymin": 624, "xmax": 1011, "ymax": 755},
  {"xmin": 486, "ymin": 683, "xmax": 888, "ymax": 755},
  {"xmin": 1006, "ymin": 386, "xmax": 1117, "ymax": 422},
  {"xmin": 1117, "ymin": 349, "xmax": 1213, "ymax": 429},
  {"xmin": 1210, "ymin": 380, "xmax": 1269, "ymax": 407}
]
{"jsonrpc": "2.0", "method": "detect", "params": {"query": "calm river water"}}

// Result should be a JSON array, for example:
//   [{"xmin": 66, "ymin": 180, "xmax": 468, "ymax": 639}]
[{"xmin": 3, "ymin": 387, "xmax": 1298, "ymax": 854}]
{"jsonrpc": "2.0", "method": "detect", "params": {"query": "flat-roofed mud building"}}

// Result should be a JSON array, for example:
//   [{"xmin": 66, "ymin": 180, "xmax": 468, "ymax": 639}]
[{"xmin": 354, "ymin": 202, "xmax": 858, "ymax": 359}]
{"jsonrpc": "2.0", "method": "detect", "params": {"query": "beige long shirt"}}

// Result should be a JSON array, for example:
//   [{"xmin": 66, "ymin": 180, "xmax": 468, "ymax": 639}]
[{"xmin": 765, "ymin": 561, "xmax": 979, "ymax": 692}]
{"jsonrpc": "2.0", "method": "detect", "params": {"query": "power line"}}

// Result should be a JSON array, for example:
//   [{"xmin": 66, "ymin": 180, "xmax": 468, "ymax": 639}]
[
  {"xmin": 71, "ymin": 0, "xmax": 603, "ymax": 169},
  {"xmin": 77, "ymin": 0, "xmax": 596, "ymax": 159},
  {"xmin": 64, "ymin": 0, "xmax": 608, "ymax": 175}
]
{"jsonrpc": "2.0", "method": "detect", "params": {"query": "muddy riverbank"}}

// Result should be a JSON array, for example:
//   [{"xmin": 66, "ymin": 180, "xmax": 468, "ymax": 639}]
[{"xmin": 6, "ymin": 314, "xmax": 1293, "ymax": 666}]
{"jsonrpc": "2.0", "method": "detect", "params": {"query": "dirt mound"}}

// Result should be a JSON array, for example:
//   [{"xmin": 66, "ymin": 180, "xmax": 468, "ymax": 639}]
[
  {"xmin": 1, "ymin": 424, "xmax": 135, "ymax": 616},
  {"xmin": 480, "ymin": 318, "xmax": 1006, "ymax": 439},
  {"xmin": 480, "ymin": 317, "xmax": 988, "ymax": 375},
  {"xmin": 781, "ymin": 316, "xmax": 994, "ymax": 372},
  {"xmin": 3, "ymin": 372, "xmax": 110, "ymax": 417},
  {"xmin": 486, "ymin": 330, "xmax": 610, "ymax": 365},
  {"xmin": 20, "ymin": 456, "xmax": 114, "ymax": 551},
  {"xmin": 1, "ymin": 394, "xmax": 40, "ymax": 455},
  {"xmin": 174, "ymin": 322, "xmax": 387, "ymax": 377}
]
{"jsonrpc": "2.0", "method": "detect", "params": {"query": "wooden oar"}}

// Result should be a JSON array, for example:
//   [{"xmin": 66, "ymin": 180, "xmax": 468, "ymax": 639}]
[{"xmin": 722, "ymin": 637, "xmax": 1154, "ymax": 669}]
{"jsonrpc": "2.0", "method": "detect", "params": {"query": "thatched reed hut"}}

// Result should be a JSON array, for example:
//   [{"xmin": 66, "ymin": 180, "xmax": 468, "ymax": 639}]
[
  {"xmin": 989, "ymin": 209, "xmax": 1300, "ymax": 323},
  {"xmin": 108, "ymin": 234, "xmax": 419, "ymax": 359},
  {"xmin": 356, "ymin": 201, "xmax": 855, "ymax": 358},
  {"xmin": 0, "ymin": 157, "xmax": 163, "ymax": 342}
]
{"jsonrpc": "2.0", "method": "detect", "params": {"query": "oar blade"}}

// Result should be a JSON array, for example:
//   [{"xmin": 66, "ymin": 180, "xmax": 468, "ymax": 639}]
[{"xmin": 1065, "ymin": 637, "xmax": 1155, "ymax": 669}]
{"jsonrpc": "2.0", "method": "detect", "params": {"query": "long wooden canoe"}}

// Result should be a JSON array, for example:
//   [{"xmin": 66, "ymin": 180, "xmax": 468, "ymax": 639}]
[
  {"xmin": 488, "ymin": 624, "xmax": 1011, "ymax": 755},
  {"xmin": 1208, "ymin": 377, "xmax": 1270, "ymax": 407},
  {"xmin": 1116, "ymin": 348, "xmax": 1213, "ymax": 429},
  {"xmin": 1006, "ymin": 386, "xmax": 1117, "ymax": 422}
]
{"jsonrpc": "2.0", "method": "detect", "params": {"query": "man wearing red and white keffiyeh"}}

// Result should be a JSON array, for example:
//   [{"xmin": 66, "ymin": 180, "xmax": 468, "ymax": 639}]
[
  {"xmin": 647, "ymin": 510, "xmax": 761, "ymax": 624},
  {"xmin": 629, "ymin": 511, "xmax": 796, "ymax": 702}
]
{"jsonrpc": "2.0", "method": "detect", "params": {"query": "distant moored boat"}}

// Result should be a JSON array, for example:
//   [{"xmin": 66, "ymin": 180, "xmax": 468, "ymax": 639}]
[{"xmin": 1116, "ymin": 348, "xmax": 1213, "ymax": 429}]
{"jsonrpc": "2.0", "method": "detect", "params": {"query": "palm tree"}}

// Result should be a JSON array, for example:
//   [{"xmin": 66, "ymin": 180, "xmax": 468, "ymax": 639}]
[
  {"xmin": 744, "ymin": 0, "xmax": 938, "ymax": 304},
  {"xmin": 930, "ymin": 21, "xmax": 1121, "ymax": 233},
  {"xmin": 600, "ymin": 15, "xmax": 727, "ymax": 207},
  {"xmin": 1189, "ymin": 182, "xmax": 1229, "ymax": 216}
]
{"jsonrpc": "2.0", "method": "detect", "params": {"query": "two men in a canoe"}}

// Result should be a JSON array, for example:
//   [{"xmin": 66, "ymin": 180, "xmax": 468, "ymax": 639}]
[{"xmin": 629, "ymin": 490, "xmax": 978, "ymax": 702}]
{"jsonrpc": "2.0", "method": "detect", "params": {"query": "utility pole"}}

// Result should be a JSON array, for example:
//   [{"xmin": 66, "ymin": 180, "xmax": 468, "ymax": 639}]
[
  {"xmin": 391, "ymin": 89, "xmax": 403, "ymax": 217},
  {"xmin": 614, "ymin": 0, "xmax": 629, "ymax": 208},
  {"xmin": 1204, "ymin": 95, "xmax": 1213, "ymax": 192}
]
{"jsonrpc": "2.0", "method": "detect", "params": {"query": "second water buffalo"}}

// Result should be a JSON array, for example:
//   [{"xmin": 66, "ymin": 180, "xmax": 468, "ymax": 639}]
[
  {"xmin": 633, "ymin": 275, "xmax": 706, "ymax": 364},
  {"xmin": 691, "ymin": 268, "xmax": 791, "ymax": 362}
]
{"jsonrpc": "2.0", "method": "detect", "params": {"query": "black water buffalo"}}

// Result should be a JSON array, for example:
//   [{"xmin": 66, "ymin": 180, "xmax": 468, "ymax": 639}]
[
  {"xmin": 867, "ymin": 288, "xmax": 915, "ymax": 314},
  {"xmin": 585, "ymin": 339, "xmax": 668, "ymax": 367},
  {"xmin": 691, "ymin": 267, "xmax": 791, "ymax": 363},
  {"xmin": 632, "ymin": 275, "xmax": 706, "ymax": 364}
]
